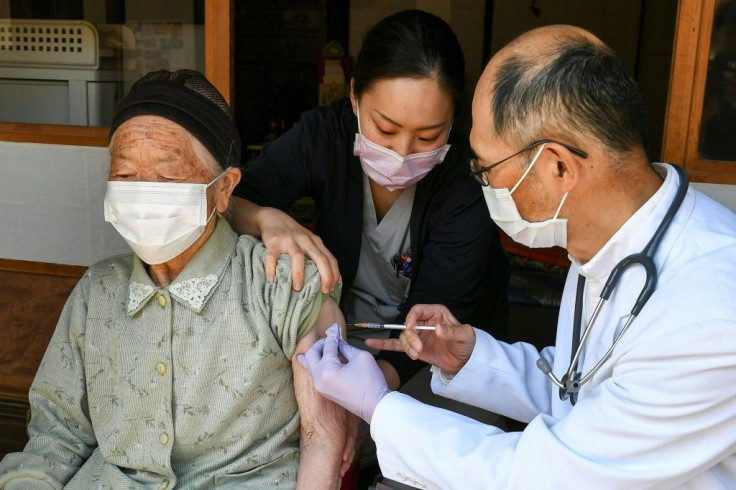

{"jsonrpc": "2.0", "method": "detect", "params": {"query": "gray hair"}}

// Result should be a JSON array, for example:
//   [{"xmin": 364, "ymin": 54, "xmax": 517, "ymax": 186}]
[{"xmin": 491, "ymin": 36, "xmax": 647, "ymax": 160}]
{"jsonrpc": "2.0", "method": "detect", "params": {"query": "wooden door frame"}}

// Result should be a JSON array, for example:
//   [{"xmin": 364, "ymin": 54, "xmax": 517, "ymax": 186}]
[{"xmin": 662, "ymin": 0, "xmax": 736, "ymax": 184}]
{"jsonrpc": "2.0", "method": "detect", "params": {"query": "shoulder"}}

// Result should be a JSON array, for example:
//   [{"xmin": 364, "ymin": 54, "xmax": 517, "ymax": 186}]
[
  {"xmin": 689, "ymin": 187, "xmax": 736, "ymax": 229},
  {"xmin": 85, "ymin": 254, "xmax": 135, "ymax": 284},
  {"xmin": 233, "ymin": 234, "xmax": 264, "ymax": 269},
  {"xmin": 658, "ymin": 190, "xmax": 736, "ymax": 319},
  {"xmin": 674, "ymin": 186, "xmax": 736, "ymax": 258},
  {"xmin": 233, "ymin": 234, "xmax": 314, "ymax": 282},
  {"xmin": 52, "ymin": 254, "xmax": 134, "ymax": 318}
]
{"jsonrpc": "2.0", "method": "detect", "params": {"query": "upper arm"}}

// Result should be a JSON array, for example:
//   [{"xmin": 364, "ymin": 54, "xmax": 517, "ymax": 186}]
[
  {"xmin": 253, "ymin": 238, "xmax": 343, "ymax": 358},
  {"xmin": 294, "ymin": 296, "xmax": 345, "ymax": 356}
]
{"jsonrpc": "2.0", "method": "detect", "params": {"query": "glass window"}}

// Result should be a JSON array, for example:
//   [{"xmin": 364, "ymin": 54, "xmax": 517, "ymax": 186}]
[
  {"xmin": 699, "ymin": 0, "xmax": 736, "ymax": 162},
  {"xmin": 0, "ymin": 0, "xmax": 204, "ymax": 127}
]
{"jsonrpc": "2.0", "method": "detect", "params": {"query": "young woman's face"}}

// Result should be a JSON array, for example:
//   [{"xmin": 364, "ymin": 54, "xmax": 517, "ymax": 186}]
[{"xmin": 351, "ymin": 77, "xmax": 454, "ymax": 157}]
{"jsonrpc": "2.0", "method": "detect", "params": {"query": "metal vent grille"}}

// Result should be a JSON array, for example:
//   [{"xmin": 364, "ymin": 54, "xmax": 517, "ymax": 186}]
[{"xmin": 0, "ymin": 19, "xmax": 98, "ymax": 69}]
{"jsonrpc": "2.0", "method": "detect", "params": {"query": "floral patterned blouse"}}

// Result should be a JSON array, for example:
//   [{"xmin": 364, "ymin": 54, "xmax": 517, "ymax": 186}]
[{"xmin": 0, "ymin": 218, "xmax": 335, "ymax": 489}]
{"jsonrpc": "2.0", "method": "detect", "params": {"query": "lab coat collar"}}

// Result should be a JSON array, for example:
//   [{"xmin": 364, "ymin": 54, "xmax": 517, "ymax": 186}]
[{"xmin": 575, "ymin": 163, "xmax": 678, "ymax": 283}]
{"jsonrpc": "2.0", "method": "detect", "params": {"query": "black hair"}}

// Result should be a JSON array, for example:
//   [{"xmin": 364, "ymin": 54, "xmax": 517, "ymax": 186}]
[
  {"xmin": 492, "ymin": 37, "xmax": 647, "ymax": 155},
  {"xmin": 352, "ymin": 10, "xmax": 466, "ymax": 117}
]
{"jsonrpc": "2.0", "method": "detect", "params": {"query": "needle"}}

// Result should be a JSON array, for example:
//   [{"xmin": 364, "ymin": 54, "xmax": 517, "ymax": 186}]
[{"xmin": 345, "ymin": 322, "xmax": 437, "ymax": 331}]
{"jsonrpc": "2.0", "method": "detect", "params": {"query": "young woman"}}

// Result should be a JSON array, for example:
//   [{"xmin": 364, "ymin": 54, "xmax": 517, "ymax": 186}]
[{"xmin": 230, "ymin": 9, "xmax": 508, "ymax": 389}]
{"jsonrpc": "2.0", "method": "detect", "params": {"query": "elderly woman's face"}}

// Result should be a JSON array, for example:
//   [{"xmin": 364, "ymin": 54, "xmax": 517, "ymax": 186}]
[
  {"xmin": 109, "ymin": 115, "xmax": 213, "ymax": 183},
  {"xmin": 105, "ymin": 114, "xmax": 240, "ymax": 273}
]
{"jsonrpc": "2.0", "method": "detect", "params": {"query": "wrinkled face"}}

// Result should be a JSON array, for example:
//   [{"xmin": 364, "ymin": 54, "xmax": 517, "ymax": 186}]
[
  {"xmin": 109, "ymin": 115, "xmax": 214, "ymax": 184},
  {"xmin": 470, "ymin": 61, "xmax": 555, "ymax": 222},
  {"xmin": 351, "ymin": 77, "xmax": 454, "ymax": 157}
]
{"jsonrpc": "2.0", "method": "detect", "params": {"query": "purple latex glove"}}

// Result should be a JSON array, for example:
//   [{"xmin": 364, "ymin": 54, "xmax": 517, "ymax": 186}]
[{"xmin": 298, "ymin": 324, "xmax": 391, "ymax": 424}]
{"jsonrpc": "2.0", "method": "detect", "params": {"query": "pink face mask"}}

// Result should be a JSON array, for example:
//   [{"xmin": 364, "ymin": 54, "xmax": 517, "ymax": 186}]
[{"xmin": 353, "ymin": 103, "xmax": 451, "ymax": 191}]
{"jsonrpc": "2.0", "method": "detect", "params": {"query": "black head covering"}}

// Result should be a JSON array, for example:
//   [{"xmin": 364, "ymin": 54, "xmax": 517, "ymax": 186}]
[{"xmin": 109, "ymin": 69, "xmax": 241, "ymax": 169}]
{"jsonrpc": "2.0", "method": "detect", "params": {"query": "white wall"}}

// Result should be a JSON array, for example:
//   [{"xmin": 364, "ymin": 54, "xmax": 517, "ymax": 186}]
[
  {"xmin": 0, "ymin": 141, "xmax": 129, "ymax": 266},
  {"xmin": 0, "ymin": 141, "xmax": 733, "ymax": 268}
]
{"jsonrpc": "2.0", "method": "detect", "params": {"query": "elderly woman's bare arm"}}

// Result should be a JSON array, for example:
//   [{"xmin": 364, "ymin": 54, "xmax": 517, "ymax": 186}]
[
  {"xmin": 229, "ymin": 196, "xmax": 340, "ymax": 294},
  {"xmin": 293, "ymin": 297, "xmax": 357, "ymax": 490}
]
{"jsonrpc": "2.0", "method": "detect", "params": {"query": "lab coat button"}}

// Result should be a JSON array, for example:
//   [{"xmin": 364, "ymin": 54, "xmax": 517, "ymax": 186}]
[
  {"xmin": 156, "ymin": 361, "xmax": 167, "ymax": 376},
  {"xmin": 157, "ymin": 294, "xmax": 167, "ymax": 307},
  {"xmin": 159, "ymin": 432, "xmax": 170, "ymax": 445}
]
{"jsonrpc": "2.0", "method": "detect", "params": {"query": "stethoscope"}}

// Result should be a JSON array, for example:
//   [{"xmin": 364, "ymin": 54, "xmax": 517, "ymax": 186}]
[{"xmin": 536, "ymin": 165, "xmax": 689, "ymax": 405}]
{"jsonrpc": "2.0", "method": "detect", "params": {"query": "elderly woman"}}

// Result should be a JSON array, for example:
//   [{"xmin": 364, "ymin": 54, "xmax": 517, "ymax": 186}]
[{"xmin": 0, "ymin": 70, "xmax": 350, "ymax": 489}]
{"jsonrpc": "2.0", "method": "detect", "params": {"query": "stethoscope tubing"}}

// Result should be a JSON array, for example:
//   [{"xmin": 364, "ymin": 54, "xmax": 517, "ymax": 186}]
[{"xmin": 548, "ymin": 165, "xmax": 690, "ymax": 403}]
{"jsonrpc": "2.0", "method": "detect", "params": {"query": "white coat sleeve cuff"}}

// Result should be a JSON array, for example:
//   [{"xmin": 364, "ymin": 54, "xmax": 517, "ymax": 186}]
[{"xmin": 430, "ymin": 327, "xmax": 495, "ymax": 397}]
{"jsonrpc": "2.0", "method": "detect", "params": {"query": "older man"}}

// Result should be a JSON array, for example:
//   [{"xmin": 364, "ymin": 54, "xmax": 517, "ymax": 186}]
[
  {"xmin": 0, "ymin": 70, "xmax": 350, "ymax": 489},
  {"xmin": 299, "ymin": 25, "xmax": 736, "ymax": 488}
]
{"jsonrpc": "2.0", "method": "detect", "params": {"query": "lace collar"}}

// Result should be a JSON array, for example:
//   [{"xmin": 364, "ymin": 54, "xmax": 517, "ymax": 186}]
[{"xmin": 126, "ymin": 217, "xmax": 238, "ymax": 315}]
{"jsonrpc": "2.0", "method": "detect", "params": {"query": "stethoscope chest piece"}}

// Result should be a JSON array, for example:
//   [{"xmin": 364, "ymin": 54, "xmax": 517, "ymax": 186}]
[
  {"xmin": 537, "ymin": 165, "xmax": 690, "ymax": 407},
  {"xmin": 559, "ymin": 372, "xmax": 581, "ymax": 404}
]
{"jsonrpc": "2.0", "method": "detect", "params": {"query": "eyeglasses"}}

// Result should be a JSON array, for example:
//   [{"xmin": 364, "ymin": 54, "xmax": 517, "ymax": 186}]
[{"xmin": 469, "ymin": 139, "xmax": 588, "ymax": 186}]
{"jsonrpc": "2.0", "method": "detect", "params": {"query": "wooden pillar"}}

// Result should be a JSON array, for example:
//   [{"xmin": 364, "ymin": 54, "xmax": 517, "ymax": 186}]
[{"xmin": 205, "ymin": 0, "xmax": 234, "ymax": 104}]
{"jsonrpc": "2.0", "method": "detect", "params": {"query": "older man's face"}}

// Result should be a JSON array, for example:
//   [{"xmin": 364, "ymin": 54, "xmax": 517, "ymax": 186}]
[
  {"xmin": 109, "ymin": 115, "xmax": 212, "ymax": 184},
  {"xmin": 470, "ymin": 56, "xmax": 555, "ymax": 223}
]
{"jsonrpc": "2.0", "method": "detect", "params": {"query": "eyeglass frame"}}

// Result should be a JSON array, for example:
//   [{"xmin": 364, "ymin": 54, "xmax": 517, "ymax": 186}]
[{"xmin": 469, "ymin": 139, "xmax": 588, "ymax": 186}]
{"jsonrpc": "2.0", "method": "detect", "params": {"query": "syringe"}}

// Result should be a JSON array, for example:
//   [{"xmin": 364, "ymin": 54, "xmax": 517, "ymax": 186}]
[{"xmin": 346, "ymin": 322, "xmax": 437, "ymax": 331}]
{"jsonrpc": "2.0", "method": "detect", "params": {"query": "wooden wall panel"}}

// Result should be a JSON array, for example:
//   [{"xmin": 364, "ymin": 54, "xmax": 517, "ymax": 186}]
[
  {"xmin": 0, "ymin": 259, "xmax": 85, "ymax": 457},
  {"xmin": 205, "ymin": 0, "xmax": 234, "ymax": 104}
]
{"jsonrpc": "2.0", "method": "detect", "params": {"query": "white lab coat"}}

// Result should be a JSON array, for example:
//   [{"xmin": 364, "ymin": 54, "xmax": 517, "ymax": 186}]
[{"xmin": 371, "ymin": 164, "xmax": 736, "ymax": 489}]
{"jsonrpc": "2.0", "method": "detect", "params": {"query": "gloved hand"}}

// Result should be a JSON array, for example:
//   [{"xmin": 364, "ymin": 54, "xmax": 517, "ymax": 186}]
[{"xmin": 298, "ymin": 324, "xmax": 391, "ymax": 424}]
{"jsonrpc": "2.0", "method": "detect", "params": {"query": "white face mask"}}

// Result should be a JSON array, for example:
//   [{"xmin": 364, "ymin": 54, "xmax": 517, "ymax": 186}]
[
  {"xmin": 481, "ymin": 144, "xmax": 569, "ymax": 249},
  {"xmin": 353, "ymin": 103, "xmax": 451, "ymax": 191},
  {"xmin": 104, "ymin": 174, "xmax": 223, "ymax": 264}
]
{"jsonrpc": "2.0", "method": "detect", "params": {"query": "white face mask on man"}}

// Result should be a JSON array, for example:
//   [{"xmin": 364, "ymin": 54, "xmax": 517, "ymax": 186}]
[
  {"xmin": 104, "ymin": 173, "xmax": 223, "ymax": 264},
  {"xmin": 482, "ymin": 144, "xmax": 569, "ymax": 249},
  {"xmin": 353, "ymin": 103, "xmax": 451, "ymax": 191}
]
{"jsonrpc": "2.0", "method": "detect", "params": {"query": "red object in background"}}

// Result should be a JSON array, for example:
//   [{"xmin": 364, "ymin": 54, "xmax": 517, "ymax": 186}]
[
  {"xmin": 499, "ymin": 230, "xmax": 571, "ymax": 268},
  {"xmin": 339, "ymin": 450, "xmax": 361, "ymax": 490}
]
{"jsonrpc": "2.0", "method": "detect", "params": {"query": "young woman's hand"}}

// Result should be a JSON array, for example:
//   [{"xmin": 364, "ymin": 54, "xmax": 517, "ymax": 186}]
[
  {"xmin": 229, "ymin": 197, "xmax": 340, "ymax": 293},
  {"xmin": 256, "ymin": 207, "xmax": 340, "ymax": 293}
]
